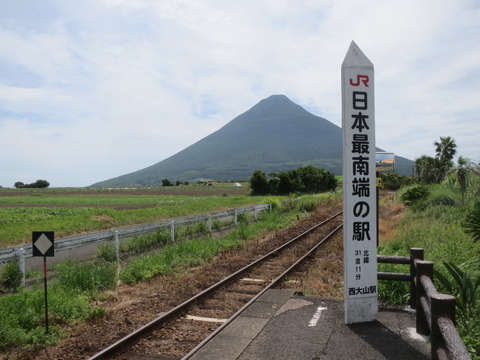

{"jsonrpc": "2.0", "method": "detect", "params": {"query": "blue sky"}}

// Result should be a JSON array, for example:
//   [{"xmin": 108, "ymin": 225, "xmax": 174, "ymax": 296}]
[{"xmin": 1, "ymin": 0, "xmax": 479, "ymax": 187}]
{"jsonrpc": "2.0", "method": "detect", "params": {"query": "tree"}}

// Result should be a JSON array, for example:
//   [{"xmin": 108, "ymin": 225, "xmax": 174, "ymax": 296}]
[
  {"xmin": 415, "ymin": 136, "xmax": 458, "ymax": 184},
  {"xmin": 434, "ymin": 136, "xmax": 457, "ymax": 163},
  {"xmin": 33, "ymin": 179, "xmax": 50, "ymax": 188},
  {"xmin": 13, "ymin": 180, "xmax": 49, "ymax": 188},
  {"xmin": 161, "ymin": 178, "xmax": 173, "ymax": 186},
  {"xmin": 250, "ymin": 170, "xmax": 269, "ymax": 195},
  {"xmin": 434, "ymin": 136, "xmax": 457, "ymax": 179},
  {"xmin": 297, "ymin": 165, "xmax": 337, "ymax": 193},
  {"xmin": 450, "ymin": 157, "xmax": 480, "ymax": 205},
  {"xmin": 276, "ymin": 170, "xmax": 302, "ymax": 195},
  {"xmin": 249, "ymin": 166, "xmax": 337, "ymax": 196},
  {"xmin": 415, "ymin": 155, "xmax": 442, "ymax": 184}
]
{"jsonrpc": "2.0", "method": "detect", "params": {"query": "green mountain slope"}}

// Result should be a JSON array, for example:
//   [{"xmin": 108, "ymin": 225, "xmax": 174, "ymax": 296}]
[{"xmin": 91, "ymin": 95, "xmax": 413, "ymax": 187}]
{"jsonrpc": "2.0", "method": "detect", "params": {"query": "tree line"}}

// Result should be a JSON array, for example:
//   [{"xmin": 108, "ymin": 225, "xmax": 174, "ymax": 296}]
[
  {"xmin": 250, "ymin": 165, "xmax": 337, "ymax": 195},
  {"xmin": 14, "ymin": 180, "xmax": 50, "ymax": 188}
]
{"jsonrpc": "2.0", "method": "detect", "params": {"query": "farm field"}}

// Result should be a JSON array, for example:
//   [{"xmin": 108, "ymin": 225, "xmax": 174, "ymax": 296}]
[{"xmin": 0, "ymin": 184, "xmax": 267, "ymax": 248}]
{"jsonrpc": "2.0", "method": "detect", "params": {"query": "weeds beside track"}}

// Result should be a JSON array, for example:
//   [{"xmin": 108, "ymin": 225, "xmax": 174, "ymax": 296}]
[{"xmin": 88, "ymin": 211, "xmax": 342, "ymax": 360}]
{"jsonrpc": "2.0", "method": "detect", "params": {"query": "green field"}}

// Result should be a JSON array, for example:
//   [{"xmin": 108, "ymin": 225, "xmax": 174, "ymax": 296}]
[{"xmin": 0, "ymin": 186, "xmax": 267, "ymax": 248}]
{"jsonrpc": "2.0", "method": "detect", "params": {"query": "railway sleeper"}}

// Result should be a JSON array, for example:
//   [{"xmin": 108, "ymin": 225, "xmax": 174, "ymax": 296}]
[
  {"xmin": 188, "ymin": 308, "xmax": 232, "ymax": 320},
  {"xmin": 223, "ymin": 292, "xmax": 252, "ymax": 302},
  {"xmin": 120, "ymin": 351, "xmax": 179, "ymax": 360},
  {"xmin": 225, "ymin": 287, "xmax": 261, "ymax": 295}
]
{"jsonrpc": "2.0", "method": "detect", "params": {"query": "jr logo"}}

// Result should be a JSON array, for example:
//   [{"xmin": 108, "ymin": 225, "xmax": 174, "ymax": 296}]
[{"xmin": 350, "ymin": 75, "xmax": 369, "ymax": 87}]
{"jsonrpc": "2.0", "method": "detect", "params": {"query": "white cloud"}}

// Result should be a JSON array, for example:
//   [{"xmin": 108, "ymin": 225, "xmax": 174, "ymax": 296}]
[{"xmin": 1, "ymin": 0, "xmax": 479, "ymax": 187}]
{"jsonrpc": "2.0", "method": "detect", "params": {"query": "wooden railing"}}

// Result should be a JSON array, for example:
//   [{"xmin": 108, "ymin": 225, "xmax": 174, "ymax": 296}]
[{"xmin": 378, "ymin": 248, "xmax": 471, "ymax": 360}]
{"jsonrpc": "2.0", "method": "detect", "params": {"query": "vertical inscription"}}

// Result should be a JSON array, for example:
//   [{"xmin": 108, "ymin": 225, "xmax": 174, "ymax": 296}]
[{"xmin": 342, "ymin": 41, "xmax": 378, "ymax": 324}]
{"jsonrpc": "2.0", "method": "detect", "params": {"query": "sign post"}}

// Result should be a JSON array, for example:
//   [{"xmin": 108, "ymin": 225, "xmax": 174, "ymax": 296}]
[
  {"xmin": 32, "ymin": 231, "xmax": 55, "ymax": 333},
  {"xmin": 341, "ymin": 41, "xmax": 378, "ymax": 324}
]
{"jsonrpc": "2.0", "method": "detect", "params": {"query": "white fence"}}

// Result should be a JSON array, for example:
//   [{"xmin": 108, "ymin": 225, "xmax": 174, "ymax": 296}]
[{"xmin": 0, "ymin": 204, "xmax": 271, "ymax": 268}]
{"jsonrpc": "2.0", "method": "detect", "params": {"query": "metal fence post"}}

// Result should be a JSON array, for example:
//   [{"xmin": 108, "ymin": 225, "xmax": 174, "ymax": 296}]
[
  {"xmin": 18, "ymin": 248, "xmax": 25, "ymax": 287},
  {"xmin": 410, "ymin": 248, "xmax": 424, "ymax": 309},
  {"xmin": 114, "ymin": 231, "xmax": 120, "ymax": 262},
  {"xmin": 431, "ymin": 294, "xmax": 456, "ymax": 360},
  {"xmin": 416, "ymin": 260, "xmax": 433, "ymax": 336},
  {"xmin": 234, "ymin": 208, "xmax": 238, "ymax": 226},
  {"xmin": 208, "ymin": 214, "xmax": 212, "ymax": 233},
  {"xmin": 170, "ymin": 220, "xmax": 175, "ymax": 242},
  {"xmin": 254, "ymin": 206, "xmax": 258, "ymax": 221}
]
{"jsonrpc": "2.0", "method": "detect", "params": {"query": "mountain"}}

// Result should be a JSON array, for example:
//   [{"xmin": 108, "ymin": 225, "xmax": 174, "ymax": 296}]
[{"xmin": 90, "ymin": 95, "xmax": 413, "ymax": 187}]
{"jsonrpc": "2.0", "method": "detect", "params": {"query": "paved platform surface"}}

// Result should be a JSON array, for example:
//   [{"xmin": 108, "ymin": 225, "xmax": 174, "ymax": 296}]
[{"xmin": 190, "ymin": 289, "xmax": 431, "ymax": 360}]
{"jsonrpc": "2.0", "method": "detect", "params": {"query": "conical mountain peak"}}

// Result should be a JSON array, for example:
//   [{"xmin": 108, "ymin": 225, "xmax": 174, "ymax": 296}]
[{"xmin": 91, "ymin": 95, "xmax": 413, "ymax": 187}]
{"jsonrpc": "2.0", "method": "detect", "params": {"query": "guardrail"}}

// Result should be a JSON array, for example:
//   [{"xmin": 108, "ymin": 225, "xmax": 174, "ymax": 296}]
[
  {"xmin": 378, "ymin": 248, "xmax": 471, "ymax": 360},
  {"xmin": 0, "ymin": 204, "xmax": 271, "ymax": 267}
]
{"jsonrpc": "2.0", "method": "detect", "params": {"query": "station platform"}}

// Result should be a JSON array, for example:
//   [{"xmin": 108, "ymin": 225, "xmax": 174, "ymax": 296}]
[{"xmin": 190, "ymin": 289, "xmax": 430, "ymax": 360}]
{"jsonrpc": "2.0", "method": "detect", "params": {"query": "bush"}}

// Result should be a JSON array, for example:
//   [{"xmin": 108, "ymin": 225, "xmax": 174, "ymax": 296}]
[
  {"xmin": 398, "ymin": 185, "xmax": 429, "ymax": 205},
  {"xmin": 464, "ymin": 201, "xmax": 480, "ymax": 243},
  {"xmin": 435, "ymin": 262, "xmax": 480, "ymax": 318},
  {"xmin": 0, "ymin": 261, "xmax": 22, "ymax": 289},
  {"xmin": 380, "ymin": 173, "xmax": 411, "ymax": 190},
  {"xmin": 428, "ymin": 194, "xmax": 458, "ymax": 207}
]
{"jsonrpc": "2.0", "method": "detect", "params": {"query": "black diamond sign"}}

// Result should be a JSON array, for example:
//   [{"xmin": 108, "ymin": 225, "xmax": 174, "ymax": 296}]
[{"xmin": 32, "ymin": 232, "xmax": 55, "ymax": 257}]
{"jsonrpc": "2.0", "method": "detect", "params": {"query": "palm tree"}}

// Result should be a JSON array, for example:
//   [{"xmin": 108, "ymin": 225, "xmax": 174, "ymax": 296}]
[
  {"xmin": 433, "ymin": 136, "xmax": 457, "ymax": 180},
  {"xmin": 415, "ymin": 155, "xmax": 443, "ymax": 184},
  {"xmin": 434, "ymin": 136, "xmax": 457, "ymax": 162},
  {"xmin": 450, "ymin": 156, "xmax": 480, "ymax": 205}
]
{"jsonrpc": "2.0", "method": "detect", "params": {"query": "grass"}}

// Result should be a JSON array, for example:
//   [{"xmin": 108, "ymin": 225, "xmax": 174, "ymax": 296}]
[
  {"xmin": 0, "ymin": 191, "xmax": 269, "ymax": 247},
  {"xmin": 118, "ymin": 199, "xmax": 310, "ymax": 284},
  {"xmin": 0, "ymin": 266, "xmax": 110, "ymax": 351},
  {"xmin": 378, "ymin": 183, "xmax": 480, "ymax": 359},
  {"xmin": 0, "ymin": 259, "xmax": 115, "ymax": 351},
  {"xmin": 119, "ymin": 235, "xmax": 241, "ymax": 284},
  {"xmin": 0, "ymin": 192, "xmax": 334, "ymax": 354}
]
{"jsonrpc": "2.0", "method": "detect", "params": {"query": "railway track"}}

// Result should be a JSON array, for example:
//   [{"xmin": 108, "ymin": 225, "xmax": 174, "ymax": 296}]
[{"xmin": 88, "ymin": 211, "xmax": 343, "ymax": 360}]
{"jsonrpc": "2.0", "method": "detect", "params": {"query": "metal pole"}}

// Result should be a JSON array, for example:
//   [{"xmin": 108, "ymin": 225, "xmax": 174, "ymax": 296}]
[
  {"xmin": 114, "ymin": 231, "xmax": 120, "ymax": 262},
  {"xmin": 18, "ymin": 248, "xmax": 25, "ymax": 287},
  {"xmin": 43, "ymin": 256, "xmax": 49, "ymax": 334},
  {"xmin": 170, "ymin": 220, "xmax": 175, "ymax": 242}
]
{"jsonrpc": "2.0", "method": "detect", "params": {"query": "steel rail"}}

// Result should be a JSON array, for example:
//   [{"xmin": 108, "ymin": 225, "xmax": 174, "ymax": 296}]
[
  {"xmin": 87, "ymin": 211, "xmax": 342, "ymax": 360},
  {"xmin": 181, "ymin": 222, "xmax": 343, "ymax": 360}
]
